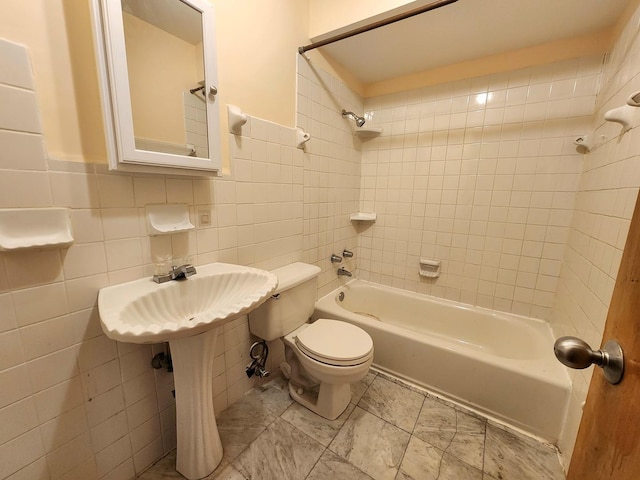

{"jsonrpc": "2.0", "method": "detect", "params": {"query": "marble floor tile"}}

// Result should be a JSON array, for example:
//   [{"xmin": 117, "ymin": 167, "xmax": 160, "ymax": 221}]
[
  {"xmin": 247, "ymin": 375, "xmax": 293, "ymax": 416},
  {"xmin": 446, "ymin": 410, "xmax": 486, "ymax": 470},
  {"xmin": 306, "ymin": 450, "xmax": 374, "ymax": 480},
  {"xmin": 232, "ymin": 417, "xmax": 324, "ymax": 480},
  {"xmin": 206, "ymin": 464, "xmax": 247, "ymax": 480},
  {"xmin": 135, "ymin": 374, "xmax": 567, "ymax": 480},
  {"xmin": 413, "ymin": 396, "xmax": 457, "ymax": 450},
  {"xmin": 351, "ymin": 380, "xmax": 369, "ymax": 404},
  {"xmin": 358, "ymin": 375, "xmax": 424, "ymax": 432},
  {"xmin": 350, "ymin": 370, "xmax": 377, "ymax": 404},
  {"xmin": 137, "ymin": 450, "xmax": 235, "ymax": 480},
  {"xmin": 216, "ymin": 392, "xmax": 277, "ymax": 461},
  {"xmin": 329, "ymin": 406, "xmax": 410, "ymax": 480},
  {"xmin": 136, "ymin": 451, "xmax": 182, "ymax": 479},
  {"xmin": 398, "ymin": 436, "xmax": 483, "ymax": 480},
  {"xmin": 281, "ymin": 400, "xmax": 355, "ymax": 446},
  {"xmin": 484, "ymin": 422, "xmax": 564, "ymax": 480},
  {"xmin": 361, "ymin": 370, "xmax": 378, "ymax": 386}
]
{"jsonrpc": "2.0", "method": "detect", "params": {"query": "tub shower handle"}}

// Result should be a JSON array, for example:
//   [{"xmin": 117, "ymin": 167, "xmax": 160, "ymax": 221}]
[
  {"xmin": 343, "ymin": 249, "xmax": 354, "ymax": 258},
  {"xmin": 554, "ymin": 336, "xmax": 624, "ymax": 385},
  {"xmin": 331, "ymin": 254, "xmax": 343, "ymax": 263}
]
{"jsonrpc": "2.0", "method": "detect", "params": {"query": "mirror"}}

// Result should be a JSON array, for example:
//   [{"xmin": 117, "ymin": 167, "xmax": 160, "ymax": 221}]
[{"xmin": 91, "ymin": 0, "xmax": 221, "ymax": 174}]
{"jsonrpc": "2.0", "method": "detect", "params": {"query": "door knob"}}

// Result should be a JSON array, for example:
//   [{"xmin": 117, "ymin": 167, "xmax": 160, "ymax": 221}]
[{"xmin": 554, "ymin": 336, "xmax": 624, "ymax": 385}]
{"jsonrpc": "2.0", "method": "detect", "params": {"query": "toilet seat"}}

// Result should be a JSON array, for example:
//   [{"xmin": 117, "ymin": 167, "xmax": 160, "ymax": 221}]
[{"xmin": 294, "ymin": 319, "xmax": 373, "ymax": 366}]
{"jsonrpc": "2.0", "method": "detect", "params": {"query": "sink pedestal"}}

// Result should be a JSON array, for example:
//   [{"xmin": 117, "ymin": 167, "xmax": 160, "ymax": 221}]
[{"xmin": 170, "ymin": 327, "xmax": 223, "ymax": 479}]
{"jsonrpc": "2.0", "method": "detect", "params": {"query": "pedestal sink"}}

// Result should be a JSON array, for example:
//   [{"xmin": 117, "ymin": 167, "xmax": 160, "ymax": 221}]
[{"xmin": 98, "ymin": 263, "xmax": 278, "ymax": 479}]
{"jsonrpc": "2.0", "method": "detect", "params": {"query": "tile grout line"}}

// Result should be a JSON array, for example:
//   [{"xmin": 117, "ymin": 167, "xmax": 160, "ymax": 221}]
[{"xmin": 393, "ymin": 393, "xmax": 428, "ymax": 480}]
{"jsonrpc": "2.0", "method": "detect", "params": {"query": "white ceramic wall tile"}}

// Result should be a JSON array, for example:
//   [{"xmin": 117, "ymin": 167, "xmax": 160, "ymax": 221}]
[
  {"xmin": 46, "ymin": 431, "xmax": 93, "ymax": 478},
  {"xmin": 100, "ymin": 459, "xmax": 135, "ymax": 480},
  {"xmin": 0, "ymin": 170, "xmax": 51, "ymax": 208},
  {"xmin": 82, "ymin": 359, "xmax": 122, "ymax": 402},
  {"xmin": 85, "ymin": 386, "xmax": 125, "ymax": 428},
  {"xmin": 0, "ymin": 329, "xmax": 25, "ymax": 370},
  {"xmin": 4, "ymin": 457, "xmax": 49, "ymax": 480},
  {"xmin": 49, "ymin": 171, "xmax": 98, "ymax": 208},
  {"xmin": 358, "ymin": 56, "xmax": 599, "ymax": 317},
  {"xmin": 20, "ymin": 315, "xmax": 81, "ymax": 361},
  {"xmin": 548, "ymin": 3, "xmax": 640, "ymax": 466},
  {"xmin": 69, "ymin": 209, "xmax": 104, "ymax": 243},
  {"xmin": 97, "ymin": 174, "xmax": 135, "ymax": 208},
  {"xmin": 95, "ymin": 434, "xmax": 132, "ymax": 478},
  {"xmin": 90, "ymin": 410, "xmax": 129, "ymax": 453},
  {"xmin": 65, "ymin": 274, "xmax": 108, "ymax": 312},
  {"xmin": 39, "ymin": 404, "xmax": 88, "ymax": 452},
  {"xmin": 0, "ymin": 39, "xmax": 34, "ymax": 89},
  {"xmin": 33, "ymin": 376, "xmax": 85, "ymax": 424},
  {"xmin": 58, "ymin": 457, "xmax": 98, "ymax": 480},
  {"xmin": 0, "ymin": 428, "xmax": 45, "ymax": 479},
  {"xmin": 0, "ymin": 397, "xmax": 38, "ymax": 445},
  {"xmin": 12, "ymin": 282, "xmax": 68, "ymax": 327},
  {"xmin": 27, "ymin": 345, "xmax": 80, "ymax": 393},
  {"xmin": 0, "ymin": 131, "xmax": 45, "ymax": 171},
  {"xmin": 77, "ymin": 335, "xmax": 118, "ymax": 374},
  {"xmin": 0, "ymin": 85, "xmax": 41, "ymax": 133},
  {"xmin": 62, "ymin": 242, "xmax": 107, "ymax": 279},
  {"xmin": 105, "ymin": 238, "xmax": 143, "ymax": 272}
]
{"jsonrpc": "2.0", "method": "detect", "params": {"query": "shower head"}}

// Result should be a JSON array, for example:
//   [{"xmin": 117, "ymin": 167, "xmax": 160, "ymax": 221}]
[{"xmin": 342, "ymin": 109, "xmax": 366, "ymax": 127}]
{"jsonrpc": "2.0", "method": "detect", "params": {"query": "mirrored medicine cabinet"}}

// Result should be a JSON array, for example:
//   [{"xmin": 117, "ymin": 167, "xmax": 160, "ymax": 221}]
[{"xmin": 90, "ymin": 0, "xmax": 221, "ymax": 175}]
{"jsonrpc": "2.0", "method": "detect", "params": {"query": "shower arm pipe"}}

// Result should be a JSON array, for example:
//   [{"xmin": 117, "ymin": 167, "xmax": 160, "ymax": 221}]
[{"xmin": 298, "ymin": 0, "xmax": 458, "ymax": 55}]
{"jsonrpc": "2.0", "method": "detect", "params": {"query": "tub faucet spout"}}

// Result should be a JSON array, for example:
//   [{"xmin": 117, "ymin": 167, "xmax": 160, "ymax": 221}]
[{"xmin": 337, "ymin": 267, "xmax": 352, "ymax": 277}]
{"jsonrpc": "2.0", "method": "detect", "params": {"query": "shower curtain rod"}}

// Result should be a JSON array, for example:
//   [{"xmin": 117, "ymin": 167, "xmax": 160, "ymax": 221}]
[{"xmin": 298, "ymin": 0, "xmax": 459, "ymax": 55}]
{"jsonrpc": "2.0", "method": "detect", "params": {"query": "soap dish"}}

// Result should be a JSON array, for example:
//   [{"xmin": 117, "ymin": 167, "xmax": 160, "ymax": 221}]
[
  {"xmin": 0, "ymin": 208, "xmax": 74, "ymax": 251},
  {"xmin": 419, "ymin": 258, "xmax": 441, "ymax": 278},
  {"xmin": 146, "ymin": 204, "xmax": 194, "ymax": 235}
]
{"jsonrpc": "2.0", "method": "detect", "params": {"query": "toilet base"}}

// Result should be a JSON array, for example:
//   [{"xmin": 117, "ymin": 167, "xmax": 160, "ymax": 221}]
[{"xmin": 288, "ymin": 380, "xmax": 351, "ymax": 420}]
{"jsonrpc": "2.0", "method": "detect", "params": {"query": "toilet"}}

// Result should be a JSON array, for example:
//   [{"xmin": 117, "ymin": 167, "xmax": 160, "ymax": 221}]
[{"xmin": 248, "ymin": 262, "xmax": 373, "ymax": 420}]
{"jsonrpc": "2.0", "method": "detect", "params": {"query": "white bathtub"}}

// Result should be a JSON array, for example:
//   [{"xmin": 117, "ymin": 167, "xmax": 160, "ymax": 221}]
[{"xmin": 313, "ymin": 280, "xmax": 570, "ymax": 442}]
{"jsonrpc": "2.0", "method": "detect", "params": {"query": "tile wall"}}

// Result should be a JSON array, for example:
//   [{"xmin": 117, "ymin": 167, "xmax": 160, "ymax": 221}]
[
  {"xmin": 296, "ymin": 57, "xmax": 363, "ymax": 296},
  {"xmin": 550, "ymin": 3, "xmax": 640, "ymax": 463},
  {"xmin": 0, "ymin": 38, "xmax": 307, "ymax": 480},
  {"xmin": 357, "ymin": 57, "xmax": 602, "ymax": 319},
  {"xmin": 184, "ymin": 90, "xmax": 209, "ymax": 158}
]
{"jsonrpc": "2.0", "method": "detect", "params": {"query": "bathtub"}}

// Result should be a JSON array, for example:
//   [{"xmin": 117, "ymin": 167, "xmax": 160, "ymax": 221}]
[{"xmin": 313, "ymin": 280, "xmax": 570, "ymax": 442}]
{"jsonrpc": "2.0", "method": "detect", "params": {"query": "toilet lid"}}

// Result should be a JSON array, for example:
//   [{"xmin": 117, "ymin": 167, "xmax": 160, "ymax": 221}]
[{"xmin": 295, "ymin": 319, "xmax": 373, "ymax": 366}]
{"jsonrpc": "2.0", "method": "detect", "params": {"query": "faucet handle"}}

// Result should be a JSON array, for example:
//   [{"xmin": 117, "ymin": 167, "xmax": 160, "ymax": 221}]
[
  {"xmin": 331, "ymin": 254, "xmax": 343, "ymax": 263},
  {"xmin": 343, "ymin": 249, "xmax": 354, "ymax": 258}
]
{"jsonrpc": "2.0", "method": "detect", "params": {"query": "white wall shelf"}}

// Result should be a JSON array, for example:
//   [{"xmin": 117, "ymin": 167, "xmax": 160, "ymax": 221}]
[
  {"xmin": 350, "ymin": 212, "xmax": 377, "ymax": 222},
  {"xmin": 355, "ymin": 126, "xmax": 383, "ymax": 139},
  {"xmin": 0, "ymin": 208, "xmax": 74, "ymax": 251}
]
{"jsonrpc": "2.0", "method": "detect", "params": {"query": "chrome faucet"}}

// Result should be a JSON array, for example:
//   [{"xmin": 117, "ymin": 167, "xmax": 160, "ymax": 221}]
[
  {"xmin": 153, "ymin": 264, "xmax": 197, "ymax": 284},
  {"xmin": 337, "ymin": 267, "xmax": 352, "ymax": 277}
]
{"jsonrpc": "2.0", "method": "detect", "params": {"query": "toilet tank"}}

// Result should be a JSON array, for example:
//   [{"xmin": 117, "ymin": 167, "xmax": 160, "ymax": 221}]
[{"xmin": 248, "ymin": 262, "xmax": 321, "ymax": 341}]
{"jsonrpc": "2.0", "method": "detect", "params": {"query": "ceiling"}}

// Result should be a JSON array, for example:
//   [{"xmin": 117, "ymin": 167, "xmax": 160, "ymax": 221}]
[{"xmin": 313, "ymin": 0, "xmax": 633, "ymax": 85}]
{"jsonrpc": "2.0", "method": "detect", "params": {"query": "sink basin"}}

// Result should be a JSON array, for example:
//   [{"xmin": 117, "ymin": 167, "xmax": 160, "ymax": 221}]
[
  {"xmin": 97, "ymin": 262, "xmax": 278, "ymax": 480},
  {"xmin": 98, "ymin": 262, "xmax": 278, "ymax": 343}
]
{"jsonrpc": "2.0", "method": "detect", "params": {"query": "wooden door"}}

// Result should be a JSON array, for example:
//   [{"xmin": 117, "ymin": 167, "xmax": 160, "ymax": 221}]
[{"xmin": 567, "ymin": 192, "xmax": 640, "ymax": 479}]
